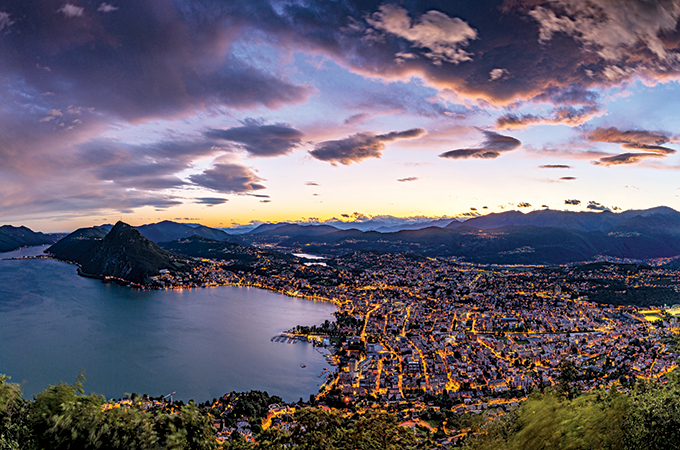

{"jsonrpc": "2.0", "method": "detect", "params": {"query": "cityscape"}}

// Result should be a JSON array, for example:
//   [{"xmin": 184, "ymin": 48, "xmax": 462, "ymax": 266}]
[{"xmin": 3, "ymin": 0, "xmax": 680, "ymax": 448}]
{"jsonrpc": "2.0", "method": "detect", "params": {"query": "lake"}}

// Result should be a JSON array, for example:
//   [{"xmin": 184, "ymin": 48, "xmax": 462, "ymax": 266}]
[{"xmin": 0, "ymin": 256, "xmax": 336, "ymax": 402}]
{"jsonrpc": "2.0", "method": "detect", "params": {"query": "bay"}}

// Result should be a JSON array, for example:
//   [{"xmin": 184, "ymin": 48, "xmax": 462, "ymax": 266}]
[{"xmin": 0, "ymin": 258, "xmax": 336, "ymax": 402}]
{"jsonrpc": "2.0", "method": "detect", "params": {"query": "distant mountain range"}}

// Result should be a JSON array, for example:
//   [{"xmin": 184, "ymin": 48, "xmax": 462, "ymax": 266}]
[
  {"xmin": 8, "ymin": 206, "xmax": 680, "ymax": 268},
  {"xmin": 47, "ymin": 222, "xmax": 178, "ymax": 284},
  {"xmin": 445, "ymin": 206, "xmax": 680, "ymax": 232},
  {"xmin": 0, "ymin": 225, "xmax": 59, "ymax": 252},
  {"xmin": 221, "ymin": 216, "xmax": 458, "ymax": 234},
  {"xmin": 274, "ymin": 207, "xmax": 680, "ymax": 265}
]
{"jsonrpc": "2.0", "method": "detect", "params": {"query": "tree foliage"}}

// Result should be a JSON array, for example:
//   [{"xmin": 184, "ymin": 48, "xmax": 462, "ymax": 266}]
[{"xmin": 2, "ymin": 374, "xmax": 217, "ymax": 450}]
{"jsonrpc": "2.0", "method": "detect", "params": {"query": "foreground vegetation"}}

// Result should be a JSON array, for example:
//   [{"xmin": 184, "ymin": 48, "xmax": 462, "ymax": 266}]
[
  {"xmin": 5, "ymin": 371, "xmax": 680, "ymax": 449},
  {"xmin": 463, "ymin": 372, "xmax": 680, "ymax": 450}
]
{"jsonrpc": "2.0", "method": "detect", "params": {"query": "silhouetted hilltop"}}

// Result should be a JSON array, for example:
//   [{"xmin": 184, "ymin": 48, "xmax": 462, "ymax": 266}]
[
  {"xmin": 48, "ymin": 222, "xmax": 177, "ymax": 284},
  {"xmin": 0, "ymin": 225, "xmax": 58, "ymax": 252}
]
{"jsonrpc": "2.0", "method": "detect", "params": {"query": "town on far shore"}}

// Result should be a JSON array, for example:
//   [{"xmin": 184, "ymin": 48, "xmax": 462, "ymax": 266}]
[{"xmin": 131, "ymin": 248, "xmax": 680, "ymax": 443}]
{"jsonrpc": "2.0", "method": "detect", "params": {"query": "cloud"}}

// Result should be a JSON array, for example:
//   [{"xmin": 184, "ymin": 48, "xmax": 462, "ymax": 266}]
[
  {"xmin": 189, "ymin": 163, "xmax": 266, "ymax": 194},
  {"xmin": 366, "ymin": 4, "xmax": 477, "ymax": 65},
  {"xmin": 205, "ymin": 120, "xmax": 304, "ymax": 157},
  {"xmin": 0, "ymin": 11, "xmax": 14, "ymax": 31},
  {"xmin": 496, "ymin": 105, "xmax": 601, "ymax": 129},
  {"xmin": 195, "ymin": 197, "xmax": 229, "ymax": 206},
  {"xmin": 304, "ymin": 181, "xmax": 319, "ymax": 186},
  {"xmin": 489, "ymin": 68, "xmax": 509, "ymax": 81},
  {"xmin": 587, "ymin": 126, "xmax": 676, "ymax": 165},
  {"xmin": 310, "ymin": 128, "xmax": 426, "ymax": 165},
  {"xmin": 397, "ymin": 177, "xmax": 418, "ymax": 182},
  {"xmin": 439, "ymin": 129, "xmax": 521, "ymax": 160},
  {"xmin": 97, "ymin": 3, "xmax": 118, "ymax": 13},
  {"xmin": 560, "ymin": 176, "xmax": 577, "ymax": 180},
  {"xmin": 529, "ymin": 0, "xmax": 680, "ymax": 62},
  {"xmin": 517, "ymin": 202, "xmax": 531, "ymax": 208},
  {"xmin": 565, "ymin": 199, "xmax": 581, "ymax": 205},
  {"xmin": 595, "ymin": 152, "xmax": 665, "ymax": 166},
  {"xmin": 540, "ymin": 164, "xmax": 572, "ymax": 169},
  {"xmin": 57, "ymin": 4, "xmax": 84, "ymax": 18},
  {"xmin": 588, "ymin": 127, "xmax": 674, "ymax": 151},
  {"xmin": 587, "ymin": 200, "xmax": 610, "ymax": 211},
  {"xmin": 77, "ymin": 138, "xmax": 220, "ymax": 191},
  {"xmin": 344, "ymin": 113, "xmax": 369, "ymax": 125},
  {"xmin": 0, "ymin": 2, "xmax": 313, "ymax": 123}
]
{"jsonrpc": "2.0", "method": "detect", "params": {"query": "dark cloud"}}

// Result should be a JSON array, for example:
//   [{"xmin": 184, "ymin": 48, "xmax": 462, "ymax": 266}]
[
  {"xmin": 189, "ymin": 163, "xmax": 266, "ymax": 194},
  {"xmin": 588, "ymin": 127, "xmax": 674, "ymax": 151},
  {"xmin": 565, "ymin": 199, "xmax": 581, "ymax": 205},
  {"xmin": 75, "ymin": 138, "xmax": 220, "ymax": 191},
  {"xmin": 205, "ymin": 120, "xmax": 304, "ymax": 157},
  {"xmin": 496, "ymin": 105, "xmax": 600, "ymax": 129},
  {"xmin": 587, "ymin": 201, "xmax": 610, "ymax": 211},
  {"xmin": 310, "ymin": 128, "xmax": 426, "ymax": 165},
  {"xmin": 560, "ymin": 176, "xmax": 577, "ymax": 180},
  {"xmin": 587, "ymin": 127, "xmax": 676, "ymax": 165},
  {"xmin": 595, "ymin": 152, "xmax": 665, "ymax": 166},
  {"xmin": 195, "ymin": 197, "xmax": 229, "ymax": 206},
  {"xmin": 439, "ymin": 129, "xmax": 521, "ymax": 160},
  {"xmin": 540, "ymin": 164, "xmax": 572, "ymax": 169},
  {"xmin": 0, "ymin": 1, "xmax": 312, "ymax": 122},
  {"xmin": 397, "ymin": 177, "xmax": 418, "ymax": 182}
]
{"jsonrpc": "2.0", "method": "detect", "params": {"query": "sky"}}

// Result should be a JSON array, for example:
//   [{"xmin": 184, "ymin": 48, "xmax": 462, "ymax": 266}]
[{"xmin": 1, "ymin": 0, "xmax": 680, "ymax": 232}]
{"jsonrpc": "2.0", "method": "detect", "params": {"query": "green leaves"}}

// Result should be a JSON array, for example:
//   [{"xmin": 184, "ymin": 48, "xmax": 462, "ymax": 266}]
[{"xmin": 0, "ymin": 374, "xmax": 218, "ymax": 450}]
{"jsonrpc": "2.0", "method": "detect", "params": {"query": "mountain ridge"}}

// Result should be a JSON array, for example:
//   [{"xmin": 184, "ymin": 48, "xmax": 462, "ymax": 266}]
[
  {"xmin": 0, "ymin": 225, "xmax": 59, "ymax": 253},
  {"xmin": 47, "ymin": 221, "xmax": 177, "ymax": 284}
]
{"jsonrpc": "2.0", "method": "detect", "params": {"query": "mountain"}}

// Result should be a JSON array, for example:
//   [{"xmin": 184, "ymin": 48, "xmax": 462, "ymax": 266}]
[
  {"xmin": 275, "ymin": 207, "xmax": 680, "ymax": 264},
  {"xmin": 48, "ymin": 222, "xmax": 177, "ymax": 284},
  {"xmin": 0, "ymin": 225, "xmax": 59, "ymax": 252},
  {"xmin": 251, "ymin": 223, "xmax": 340, "ymax": 236},
  {"xmin": 446, "ymin": 206, "xmax": 680, "ymax": 232},
  {"xmin": 371, "ymin": 217, "xmax": 458, "ymax": 232},
  {"xmin": 239, "ymin": 223, "xmax": 342, "ymax": 247},
  {"xmin": 46, "ymin": 227, "xmax": 109, "ymax": 262},
  {"xmin": 136, "ymin": 220, "xmax": 233, "ymax": 243}
]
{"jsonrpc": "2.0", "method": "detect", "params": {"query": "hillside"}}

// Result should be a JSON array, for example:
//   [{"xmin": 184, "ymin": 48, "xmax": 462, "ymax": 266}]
[
  {"xmin": 0, "ymin": 225, "xmax": 58, "ymax": 252},
  {"xmin": 274, "ymin": 207, "xmax": 680, "ymax": 264},
  {"xmin": 136, "ymin": 220, "xmax": 234, "ymax": 243},
  {"xmin": 48, "ymin": 222, "xmax": 178, "ymax": 284}
]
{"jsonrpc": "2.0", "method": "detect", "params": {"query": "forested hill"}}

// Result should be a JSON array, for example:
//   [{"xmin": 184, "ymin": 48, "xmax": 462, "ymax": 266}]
[
  {"xmin": 47, "ymin": 221, "xmax": 179, "ymax": 284},
  {"xmin": 0, "ymin": 225, "xmax": 58, "ymax": 252}
]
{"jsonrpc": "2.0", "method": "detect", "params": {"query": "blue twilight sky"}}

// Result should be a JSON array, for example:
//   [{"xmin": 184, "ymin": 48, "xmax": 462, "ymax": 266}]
[{"xmin": 1, "ymin": 0, "xmax": 680, "ymax": 232}]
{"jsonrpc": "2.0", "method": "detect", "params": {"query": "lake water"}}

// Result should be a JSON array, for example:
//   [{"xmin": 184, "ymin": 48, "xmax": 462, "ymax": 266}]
[{"xmin": 0, "ymin": 257, "xmax": 336, "ymax": 402}]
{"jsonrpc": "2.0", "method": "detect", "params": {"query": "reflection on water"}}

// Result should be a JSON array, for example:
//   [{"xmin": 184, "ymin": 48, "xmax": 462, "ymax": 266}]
[{"xmin": 0, "ymin": 258, "xmax": 336, "ymax": 402}]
